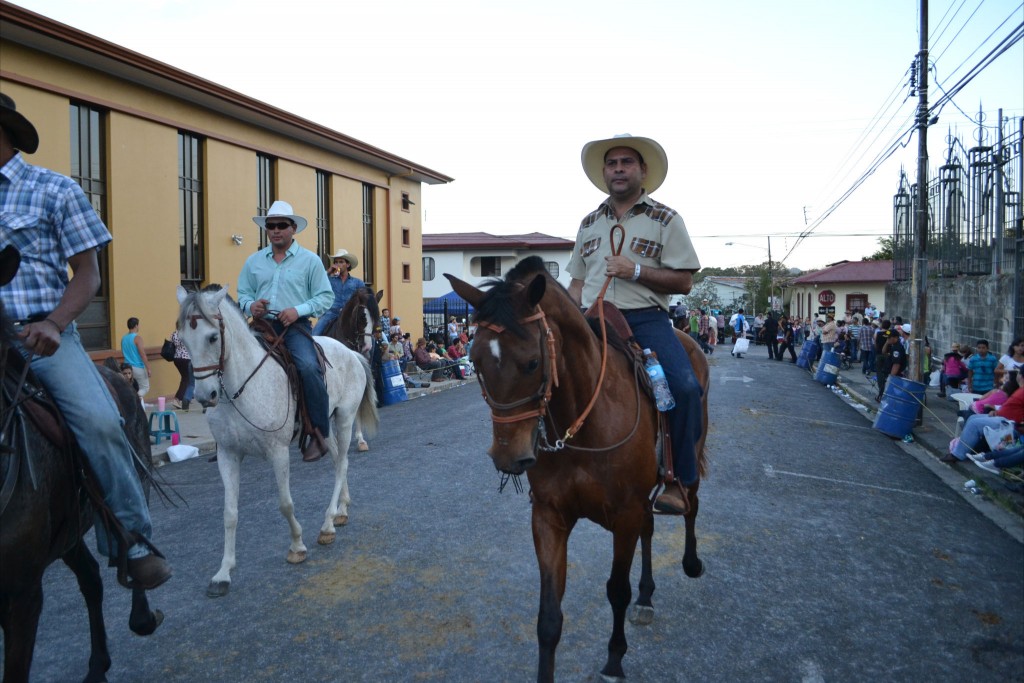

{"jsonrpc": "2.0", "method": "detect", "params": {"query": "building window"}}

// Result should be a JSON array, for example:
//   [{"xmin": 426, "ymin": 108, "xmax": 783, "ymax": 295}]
[
  {"xmin": 846, "ymin": 293, "xmax": 867, "ymax": 315},
  {"xmin": 544, "ymin": 261, "xmax": 560, "ymax": 279},
  {"xmin": 362, "ymin": 183, "xmax": 375, "ymax": 286},
  {"xmin": 473, "ymin": 256, "xmax": 501, "ymax": 277},
  {"xmin": 69, "ymin": 102, "xmax": 110, "ymax": 351},
  {"xmin": 257, "ymin": 153, "xmax": 275, "ymax": 249},
  {"xmin": 402, "ymin": 227, "xmax": 410, "ymax": 247},
  {"xmin": 178, "ymin": 132, "xmax": 204, "ymax": 286},
  {"xmin": 316, "ymin": 170, "xmax": 330, "ymax": 260},
  {"xmin": 423, "ymin": 256, "xmax": 435, "ymax": 281},
  {"xmin": 401, "ymin": 192, "xmax": 413, "ymax": 211},
  {"xmin": 402, "ymin": 263, "xmax": 411, "ymax": 282}
]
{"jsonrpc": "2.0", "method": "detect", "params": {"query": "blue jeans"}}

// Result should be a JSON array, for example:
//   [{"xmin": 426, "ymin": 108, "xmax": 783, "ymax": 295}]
[
  {"xmin": 17, "ymin": 323, "xmax": 153, "ymax": 559},
  {"xmin": 312, "ymin": 308, "xmax": 340, "ymax": 336},
  {"xmin": 953, "ymin": 415, "xmax": 1017, "ymax": 460},
  {"xmin": 624, "ymin": 309, "xmax": 704, "ymax": 486},
  {"xmin": 861, "ymin": 348, "xmax": 874, "ymax": 374},
  {"xmin": 271, "ymin": 319, "xmax": 329, "ymax": 436}
]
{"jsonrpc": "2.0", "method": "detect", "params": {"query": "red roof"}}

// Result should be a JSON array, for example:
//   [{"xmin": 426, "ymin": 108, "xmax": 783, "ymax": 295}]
[
  {"xmin": 422, "ymin": 232, "xmax": 574, "ymax": 251},
  {"xmin": 792, "ymin": 260, "xmax": 893, "ymax": 284}
]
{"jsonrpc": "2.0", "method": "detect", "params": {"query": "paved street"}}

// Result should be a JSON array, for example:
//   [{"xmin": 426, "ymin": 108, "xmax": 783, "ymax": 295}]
[{"xmin": 21, "ymin": 346, "xmax": 1024, "ymax": 682}]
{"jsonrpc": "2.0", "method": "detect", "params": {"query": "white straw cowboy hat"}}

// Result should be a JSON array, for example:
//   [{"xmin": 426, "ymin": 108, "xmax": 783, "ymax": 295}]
[
  {"xmin": 0, "ymin": 93, "xmax": 39, "ymax": 154},
  {"xmin": 252, "ymin": 200, "xmax": 308, "ymax": 233},
  {"xmin": 581, "ymin": 134, "xmax": 668, "ymax": 195},
  {"xmin": 327, "ymin": 248, "xmax": 358, "ymax": 269}
]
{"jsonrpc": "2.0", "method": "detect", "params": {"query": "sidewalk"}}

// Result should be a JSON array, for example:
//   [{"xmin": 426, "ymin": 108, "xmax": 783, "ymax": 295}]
[
  {"xmin": 146, "ymin": 375, "xmax": 472, "ymax": 466},
  {"xmin": 803, "ymin": 351, "xmax": 1024, "ymax": 533}
]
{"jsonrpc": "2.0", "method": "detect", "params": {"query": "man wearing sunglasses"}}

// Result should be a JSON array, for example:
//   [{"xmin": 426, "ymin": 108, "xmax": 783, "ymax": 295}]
[{"xmin": 238, "ymin": 200, "xmax": 334, "ymax": 461}]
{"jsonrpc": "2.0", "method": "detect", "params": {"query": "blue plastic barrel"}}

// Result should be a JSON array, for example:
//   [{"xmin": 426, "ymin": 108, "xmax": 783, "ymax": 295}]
[
  {"xmin": 814, "ymin": 350, "xmax": 840, "ymax": 386},
  {"xmin": 873, "ymin": 376, "xmax": 926, "ymax": 438},
  {"xmin": 797, "ymin": 339, "xmax": 817, "ymax": 369},
  {"xmin": 381, "ymin": 360, "xmax": 408, "ymax": 406}
]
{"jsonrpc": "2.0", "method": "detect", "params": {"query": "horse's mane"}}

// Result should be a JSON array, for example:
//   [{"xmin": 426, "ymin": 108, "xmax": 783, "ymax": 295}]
[
  {"xmin": 476, "ymin": 256, "xmax": 575, "ymax": 339},
  {"xmin": 340, "ymin": 286, "xmax": 380, "ymax": 326},
  {"xmin": 476, "ymin": 256, "xmax": 631, "ymax": 352},
  {"xmin": 176, "ymin": 285, "xmax": 249, "ymax": 335}
]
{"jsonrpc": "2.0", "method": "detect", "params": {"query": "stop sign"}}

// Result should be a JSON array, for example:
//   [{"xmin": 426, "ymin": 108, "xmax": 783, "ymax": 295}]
[{"xmin": 818, "ymin": 290, "xmax": 836, "ymax": 306}]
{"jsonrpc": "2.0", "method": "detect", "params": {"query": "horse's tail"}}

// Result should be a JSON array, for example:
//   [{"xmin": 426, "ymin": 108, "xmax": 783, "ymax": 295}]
[{"xmin": 357, "ymin": 355, "xmax": 379, "ymax": 439}]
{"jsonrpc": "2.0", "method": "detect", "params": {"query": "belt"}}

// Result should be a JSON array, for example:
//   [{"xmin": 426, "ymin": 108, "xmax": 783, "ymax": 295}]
[
  {"xmin": 13, "ymin": 312, "xmax": 52, "ymax": 326},
  {"xmin": 620, "ymin": 306, "xmax": 664, "ymax": 314}
]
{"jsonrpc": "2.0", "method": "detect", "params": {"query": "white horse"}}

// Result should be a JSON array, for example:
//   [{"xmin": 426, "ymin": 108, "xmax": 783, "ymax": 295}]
[{"xmin": 175, "ymin": 286, "xmax": 379, "ymax": 598}]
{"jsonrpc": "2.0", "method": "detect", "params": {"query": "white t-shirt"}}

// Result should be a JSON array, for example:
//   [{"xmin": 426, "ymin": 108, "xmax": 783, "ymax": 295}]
[{"xmin": 998, "ymin": 353, "xmax": 1023, "ymax": 375}]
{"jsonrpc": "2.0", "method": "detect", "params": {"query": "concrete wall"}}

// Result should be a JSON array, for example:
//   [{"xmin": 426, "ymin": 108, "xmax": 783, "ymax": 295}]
[{"xmin": 886, "ymin": 275, "xmax": 1018, "ymax": 357}]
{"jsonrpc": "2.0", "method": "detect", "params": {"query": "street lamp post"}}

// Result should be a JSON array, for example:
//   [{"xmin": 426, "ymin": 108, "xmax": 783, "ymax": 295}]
[{"xmin": 725, "ymin": 238, "xmax": 775, "ymax": 312}]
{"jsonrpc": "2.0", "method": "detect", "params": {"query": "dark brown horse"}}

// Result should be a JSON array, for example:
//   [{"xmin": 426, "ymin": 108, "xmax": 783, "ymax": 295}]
[
  {"xmin": 447, "ymin": 257, "xmax": 709, "ymax": 682},
  {"xmin": 323, "ymin": 286, "xmax": 382, "ymax": 449},
  {"xmin": 0, "ymin": 246, "xmax": 163, "ymax": 683}
]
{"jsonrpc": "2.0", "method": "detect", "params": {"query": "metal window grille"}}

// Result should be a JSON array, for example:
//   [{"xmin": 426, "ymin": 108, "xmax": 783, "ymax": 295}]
[
  {"xmin": 257, "ymin": 154, "xmax": 275, "ymax": 249},
  {"xmin": 362, "ymin": 183, "xmax": 375, "ymax": 286},
  {"xmin": 178, "ymin": 132, "xmax": 204, "ymax": 286},
  {"xmin": 316, "ymin": 170, "xmax": 330, "ymax": 260}
]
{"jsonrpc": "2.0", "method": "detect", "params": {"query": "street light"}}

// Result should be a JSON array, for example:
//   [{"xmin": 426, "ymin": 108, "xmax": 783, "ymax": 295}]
[{"xmin": 724, "ymin": 237, "xmax": 775, "ymax": 312}]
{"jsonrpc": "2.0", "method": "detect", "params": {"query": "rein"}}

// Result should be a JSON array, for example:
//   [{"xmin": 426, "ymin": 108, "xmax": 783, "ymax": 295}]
[
  {"xmin": 476, "ymin": 225, "xmax": 645, "ymax": 452},
  {"xmin": 186, "ymin": 308, "xmax": 290, "ymax": 433}
]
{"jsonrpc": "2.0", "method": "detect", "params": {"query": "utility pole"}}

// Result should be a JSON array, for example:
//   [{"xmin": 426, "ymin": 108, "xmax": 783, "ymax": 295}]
[
  {"xmin": 909, "ymin": 0, "xmax": 929, "ymax": 384},
  {"xmin": 767, "ymin": 236, "xmax": 773, "ymax": 312}
]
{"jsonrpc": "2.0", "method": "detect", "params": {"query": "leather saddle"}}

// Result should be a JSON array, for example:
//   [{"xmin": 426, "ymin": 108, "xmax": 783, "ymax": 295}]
[{"xmin": 249, "ymin": 319, "xmax": 328, "ymax": 450}]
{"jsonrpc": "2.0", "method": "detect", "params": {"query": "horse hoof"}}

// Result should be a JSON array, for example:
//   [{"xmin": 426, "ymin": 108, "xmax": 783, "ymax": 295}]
[
  {"xmin": 206, "ymin": 581, "xmax": 230, "ymax": 598},
  {"xmin": 287, "ymin": 550, "xmax": 307, "ymax": 564},
  {"xmin": 317, "ymin": 531, "xmax": 335, "ymax": 545},
  {"xmin": 683, "ymin": 558, "xmax": 705, "ymax": 579},
  {"xmin": 357, "ymin": 441, "xmax": 369, "ymax": 452},
  {"xmin": 333, "ymin": 514, "xmax": 349, "ymax": 527},
  {"xmin": 130, "ymin": 609, "xmax": 164, "ymax": 636},
  {"xmin": 629, "ymin": 604, "xmax": 654, "ymax": 626}
]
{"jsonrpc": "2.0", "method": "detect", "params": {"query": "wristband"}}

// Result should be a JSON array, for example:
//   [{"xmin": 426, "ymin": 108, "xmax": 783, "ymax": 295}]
[{"xmin": 631, "ymin": 263, "xmax": 642, "ymax": 281}]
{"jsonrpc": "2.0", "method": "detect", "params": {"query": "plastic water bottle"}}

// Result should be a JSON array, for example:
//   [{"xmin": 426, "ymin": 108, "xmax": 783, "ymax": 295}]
[{"xmin": 643, "ymin": 349, "xmax": 675, "ymax": 412}]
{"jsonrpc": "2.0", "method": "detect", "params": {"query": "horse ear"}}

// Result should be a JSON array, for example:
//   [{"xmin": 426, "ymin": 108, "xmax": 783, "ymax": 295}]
[
  {"xmin": 212, "ymin": 286, "xmax": 229, "ymax": 307},
  {"xmin": 175, "ymin": 285, "xmax": 189, "ymax": 305},
  {"xmin": 527, "ymin": 274, "xmax": 546, "ymax": 307},
  {"xmin": 0, "ymin": 245, "xmax": 21, "ymax": 287},
  {"xmin": 375, "ymin": 290, "xmax": 384, "ymax": 303},
  {"xmin": 445, "ymin": 274, "xmax": 484, "ymax": 308}
]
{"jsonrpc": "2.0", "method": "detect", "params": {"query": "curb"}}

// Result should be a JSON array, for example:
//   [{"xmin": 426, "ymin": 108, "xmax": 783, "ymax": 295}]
[{"xmin": 833, "ymin": 371, "xmax": 1024, "ymax": 544}]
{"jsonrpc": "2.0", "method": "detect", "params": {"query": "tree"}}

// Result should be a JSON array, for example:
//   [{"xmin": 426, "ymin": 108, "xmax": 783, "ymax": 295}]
[
  {"xmin": 864, "ymin": 236, "xmax": 894, "ymax": 261},
  {"xmin": 682, "ymin": 278, "xmax": 722, "ymax": 312}
]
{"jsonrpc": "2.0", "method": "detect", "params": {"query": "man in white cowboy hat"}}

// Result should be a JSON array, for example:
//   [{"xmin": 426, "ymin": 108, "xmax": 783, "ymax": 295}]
[
  {"xmin": 312, "ymin": 248, "xmax": 364, "ymax": 335},
  {"xmin": 238, "ymin": 200, "xmax": 334, "ymax": 460},
  {"xmin": 567, "ymin": 133, "xmax": 703, "ymax": 515},
  {"xmin": 0, "ymin": 93, "xmax": 172, "ymax": 588}
]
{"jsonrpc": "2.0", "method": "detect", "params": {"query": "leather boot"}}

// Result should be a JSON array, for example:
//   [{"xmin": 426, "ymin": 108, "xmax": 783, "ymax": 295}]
[{"xmin": 302, "ymin": 428, "xmax": 329, "ymax": 462}]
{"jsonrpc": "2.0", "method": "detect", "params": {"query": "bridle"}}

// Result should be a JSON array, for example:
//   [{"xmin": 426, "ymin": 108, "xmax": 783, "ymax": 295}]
[
  {"xmin": 475, "ymin": 223, "xmax": 644, "ymax": 452},
  {"xmin": 185, "ymin": 309, "xmax": 290, "ymax": 432}
]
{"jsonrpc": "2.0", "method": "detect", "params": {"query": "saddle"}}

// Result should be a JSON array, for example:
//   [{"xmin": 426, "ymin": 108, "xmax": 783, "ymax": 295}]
[
  {"xmin": 582, "ymin": 300, "xmax": 676, "ymax": 484},
  {"xmin": 249, "ymin": 319, "xmax": 329, "ymax": 452}
]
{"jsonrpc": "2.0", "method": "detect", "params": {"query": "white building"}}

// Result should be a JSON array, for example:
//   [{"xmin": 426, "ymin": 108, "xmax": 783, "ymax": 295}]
[{"xmin": 421, "ymin": 232, "xmax": 574, "ymax": 299}]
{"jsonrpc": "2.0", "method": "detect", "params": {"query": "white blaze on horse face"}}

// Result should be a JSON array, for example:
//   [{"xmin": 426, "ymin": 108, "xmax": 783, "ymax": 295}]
[{"xmin": 488, "ymin": 338, "xmax": 501, "ymax": 365}]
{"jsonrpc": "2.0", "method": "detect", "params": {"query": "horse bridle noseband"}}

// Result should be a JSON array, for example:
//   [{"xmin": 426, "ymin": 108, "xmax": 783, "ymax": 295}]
[{"xmin": 476, "ymin": 310, "xmax": 559, "ymax": 425}]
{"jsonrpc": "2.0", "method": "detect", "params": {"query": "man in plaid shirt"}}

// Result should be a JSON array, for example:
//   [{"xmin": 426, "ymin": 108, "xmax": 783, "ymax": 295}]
[{"xmin": 0, "ymin": 93, "xmax": 171, "ymax": 589}]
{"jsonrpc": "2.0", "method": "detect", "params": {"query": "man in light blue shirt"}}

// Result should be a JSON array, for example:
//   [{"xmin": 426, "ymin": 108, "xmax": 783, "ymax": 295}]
[{"xmin": 237, "ymin": 200, "xmax": 333, "ymax": 461}]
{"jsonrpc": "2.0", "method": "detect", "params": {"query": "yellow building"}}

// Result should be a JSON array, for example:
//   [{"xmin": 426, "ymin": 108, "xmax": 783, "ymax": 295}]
[{"xmin": 0, "ymin": 1, "xmax": 452, "ymax": 397}]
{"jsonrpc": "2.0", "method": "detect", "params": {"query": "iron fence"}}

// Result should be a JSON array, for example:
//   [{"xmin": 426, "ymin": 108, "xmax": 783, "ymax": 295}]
[{"xmin": 893, "ymin": 114, "xmax": 1022, "ymax": 281}]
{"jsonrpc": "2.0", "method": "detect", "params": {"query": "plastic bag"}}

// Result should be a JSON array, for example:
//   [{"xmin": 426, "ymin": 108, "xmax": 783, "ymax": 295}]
[
  {"xmin": 984, "ymin": 419, "xmax": 1017, "ymax": 451},
  {"xmin": 166, "ymin": 444, "xmax": 200, "ymax": 462}
]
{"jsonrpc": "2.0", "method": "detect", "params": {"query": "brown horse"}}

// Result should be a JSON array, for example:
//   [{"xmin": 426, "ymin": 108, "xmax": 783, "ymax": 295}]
[
  {"xmin": 0, "ymin": 246, "xmax": 163, "ymax": 683},
  {"xmin": 447, "ymin": 257, "xmax": 709, "ymax": 682},
  {"xmin": 323, "ymin": 286, "xmax": 383, "ymax": 449}
]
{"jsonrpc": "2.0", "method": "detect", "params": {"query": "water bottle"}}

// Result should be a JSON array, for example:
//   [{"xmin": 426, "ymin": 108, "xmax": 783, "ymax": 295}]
[{"xmin": 643, "ymin": 349, "xmax": 676, "ymax": 412}]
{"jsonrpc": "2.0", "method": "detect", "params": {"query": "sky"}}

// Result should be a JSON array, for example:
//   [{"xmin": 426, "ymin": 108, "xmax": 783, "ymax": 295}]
[{"xmin": 10, "ymin": 0, "xmax": 1023, "ymax": 271}]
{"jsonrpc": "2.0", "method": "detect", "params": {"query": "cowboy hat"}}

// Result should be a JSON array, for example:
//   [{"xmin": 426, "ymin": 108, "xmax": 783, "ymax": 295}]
[
  {"xmin": 327, "ymin": 248, "xmax": 358, "ymax": 269},
  {"xmin": 0, "ymin": 93, "xmax": 39, "ymax": 154},
  {"xmin": 581, "ymin": 134, "xmax": 668, "ymax": 195},
  {"xmin": 252, "ymin": 200, "xmax": 308, "ymax": 233}
]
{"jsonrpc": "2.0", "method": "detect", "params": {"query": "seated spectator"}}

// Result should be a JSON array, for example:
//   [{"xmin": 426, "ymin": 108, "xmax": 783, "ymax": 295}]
[
  {"xmin": 413, "ymin": 337, "xmax": 463, "ymax": 381},
  {"xmin": 447, "ymin": 338, "xmax": 467, "ymax": 360},
  {"xmin": 386, "ymin": 332, "xmax": 404, "ymax": 361},
  {"xmin": 400, "ymin": 333, "xmax": 414, "ymax": 363},
  {"xmin": 944, "ymin": 384, "xmax": 1023, "ymax": 464},
  {"xmin": 972, "ymin": 372, "xmax": 1019, "ymax": 415},
  {"xmin": 938, "ymin": 342, "xmax": 968, "ymax": 398},
  {"xmin": 967, "ymin": 339, "xmax": 999, "ymax": 394},
  {"xmin": 995, "ymin": 337, "xmax": 1024, "ymax": 387}
]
